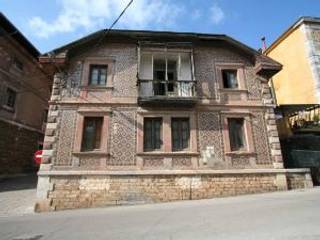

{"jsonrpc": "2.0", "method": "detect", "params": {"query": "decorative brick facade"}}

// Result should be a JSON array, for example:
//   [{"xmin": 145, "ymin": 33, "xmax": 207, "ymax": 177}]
[{"xmin": 36, "ymin": 30, "xmax": 312, "ymax": 211}]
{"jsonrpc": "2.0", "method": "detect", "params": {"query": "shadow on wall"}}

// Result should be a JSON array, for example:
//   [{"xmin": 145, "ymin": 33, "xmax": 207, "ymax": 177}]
[
  {"xmin": 0, "ymin": 173, "xmax": 37, "ymax": 192},
  {"xmin": 280, "ymin": 134, "xmax": 320, "ymax": 185}
]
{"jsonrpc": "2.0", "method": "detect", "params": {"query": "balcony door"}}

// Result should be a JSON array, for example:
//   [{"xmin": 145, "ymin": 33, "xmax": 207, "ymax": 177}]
[{"xmin": 139, "ymin": 52, "xmax": 194, "ymax": 97}]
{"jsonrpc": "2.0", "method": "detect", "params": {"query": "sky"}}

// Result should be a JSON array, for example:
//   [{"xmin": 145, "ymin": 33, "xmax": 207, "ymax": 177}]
[{"xmin": 1, "ymin": 0, "xmax": 320, "ymax": 53}]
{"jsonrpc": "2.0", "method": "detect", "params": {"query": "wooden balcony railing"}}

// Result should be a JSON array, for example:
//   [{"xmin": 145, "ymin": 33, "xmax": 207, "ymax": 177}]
[{"xmin": 138, "ymin": 79, "xmax": 196, "ymax": 98}]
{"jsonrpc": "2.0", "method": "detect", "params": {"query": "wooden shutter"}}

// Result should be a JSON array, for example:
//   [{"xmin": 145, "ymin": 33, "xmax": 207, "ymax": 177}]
[
  {"xmin": 144, "ymin": 118, "xmax": 162, "ymax": 151},
  {"xmin": 172, "ymin": 118, "xmax": 190, "ymax": 151}
]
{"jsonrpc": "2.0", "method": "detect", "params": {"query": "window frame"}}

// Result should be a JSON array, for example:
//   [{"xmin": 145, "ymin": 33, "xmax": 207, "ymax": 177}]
[
  {"xmin": 5, "ymin": 87, "xmax": 17, "ymax": 110},
  {"xmin": 88, "ymin": 64, "xmax": 108, "ymax": 86},
  {"xmin": 171, "ymin": 117, "xmax": 190, "ymax": 151},
  {"xmin": 222, "ymin": 69, "xmax": 239, "ymax": 89},
  {"xmin": 13, "ymin": 57, "xmax": 24, "ymax": 71},
  {"xmin": 137, "ymin": 112, "xmax": 197, "ymax": 155},
  {"xmin": 81, "ymin": 57, "xmax": 114, "ymax": 89},
  {"xmin": 73, "ymin": 109, "xmax": 111, "ymax": 155},
  {"xmin": 81, "ymin": 117, "xmax": 103, "ymax": 152},
  {"xmin": 152, "ymin": 56, "xmax": 179, "ymax": 96},
  {"xmin": 221, "ymin": 112, "xmax": 255, "ymax": 154},
  {"xmin": 216, "ymin": 63, "xmax": 246, "ymax": 91},
  {"xmin": 143, "ymin": 117, "xmax": 163, "ymax": 152},
  {"xmin": 227, "ymin": 118, "xmax": 246, "ymax": 151}
]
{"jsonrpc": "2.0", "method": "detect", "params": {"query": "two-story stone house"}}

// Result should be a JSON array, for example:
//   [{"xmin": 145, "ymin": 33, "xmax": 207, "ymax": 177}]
[
  {"xmin": 36, "ymin": 29, "xmax": 312, "ymax": 211},
  {"xmin": 0, "ymin": 13, "xmax": 52, "ymax": 174}
]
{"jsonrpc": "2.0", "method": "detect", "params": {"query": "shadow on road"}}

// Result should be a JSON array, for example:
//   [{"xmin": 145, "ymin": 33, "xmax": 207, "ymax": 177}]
[{"xmin": 0, "ymin": 173, "xmax": 37, "ymax": 192}]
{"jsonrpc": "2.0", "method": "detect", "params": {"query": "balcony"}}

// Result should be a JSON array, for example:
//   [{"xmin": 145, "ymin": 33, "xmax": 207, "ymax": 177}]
[
  {"xmin": 138, "ymin": 79, "xmax": 197, "ymax": 107},
  {"xmin": 137, "ymin": 48, "xmax": 197, "ymax": 107}
]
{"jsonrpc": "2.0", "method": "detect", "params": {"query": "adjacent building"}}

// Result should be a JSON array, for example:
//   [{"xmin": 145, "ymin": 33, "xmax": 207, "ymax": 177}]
[
  {"xmin": 0, "ymin": 13, "xmax": 52, "ymax": 174},
  {"xmin": 266, "ymin": 16, "xmax": 320, "ymax": 105},
  {"xmin": 265, "ymin": 17, "xmax": 320, "ymax": 179},
  {"xmin": 36, "ymin": 29, "xmax": 312, "ymax": 211}
]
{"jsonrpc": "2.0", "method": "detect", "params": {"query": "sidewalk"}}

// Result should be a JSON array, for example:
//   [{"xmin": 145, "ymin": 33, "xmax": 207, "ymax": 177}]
[{"xmin": 0, "ymin": 173, "xmax": 37, "ymax": 217}]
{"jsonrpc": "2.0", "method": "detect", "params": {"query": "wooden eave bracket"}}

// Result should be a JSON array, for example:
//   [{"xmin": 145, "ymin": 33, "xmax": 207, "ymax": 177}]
[{"xmin": 254, "ymin": 61, "xmax": 282, "ymax": 80}]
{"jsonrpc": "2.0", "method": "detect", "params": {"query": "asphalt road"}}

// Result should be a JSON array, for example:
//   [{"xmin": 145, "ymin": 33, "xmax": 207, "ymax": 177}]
[{"xmin": 0, "ymin": 188, "xmax": 319, "ymax": 240}]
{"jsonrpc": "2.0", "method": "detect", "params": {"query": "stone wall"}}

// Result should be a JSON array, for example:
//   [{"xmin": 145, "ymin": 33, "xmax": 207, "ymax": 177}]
[
  {"xmin": 0, "ymin": 120, "xmax": 43, "ymax": 174},
  {"xmin": 36, "ymin": 170, "xmax": 312, "ymax": 211}
]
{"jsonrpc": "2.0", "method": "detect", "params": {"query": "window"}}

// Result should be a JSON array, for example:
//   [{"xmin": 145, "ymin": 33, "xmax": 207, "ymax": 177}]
[
  {"xmin": 13, "ymin": 58, "xmax": 23, "ymax": 71},
  {"xmin": 153, "ymin": 58, "xmax": 178, "ymax": 95},
  {"xmin": 81, "ymin": 117, "xmax": 103, "ymax": 151},
  {"xmin": 89, "ymin": 65, "xmax": 107, "ymax": 86},
  {"xmin": 5, "ymin": 88, "xmax": 16, "ymax": 108},
  {"xmin": 144, "ymin": 118, "xmax": 162, "ymax": 151},
  {"xmin": 222, "ymin": 69, "xmax": 238, "ymax": 89},
  {"xmin": 228, "ymin": 118, "xmax": 246, "ymax": 151},
  {"xmin": 171, "ymin": 118, "xmax": 190, "ymax": 151}
]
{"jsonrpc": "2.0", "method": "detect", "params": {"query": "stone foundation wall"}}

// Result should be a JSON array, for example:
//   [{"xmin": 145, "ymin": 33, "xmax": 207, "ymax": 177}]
[{"xmin": 36, "ymin": 169, "xmax": 313, "ymax": 211}]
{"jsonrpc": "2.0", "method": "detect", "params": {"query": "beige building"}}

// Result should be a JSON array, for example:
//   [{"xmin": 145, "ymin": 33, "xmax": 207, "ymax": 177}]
[
  {"xmin": 0, "ymin": 13, "xmax": 52, "ymax": 174},
  {"xmin": 266, "ymin": 17, "xmax": 320, "ymax": 105},
  {"xmin": 36, "ymin": 29, "xmax": 312, "ymax": 211}
]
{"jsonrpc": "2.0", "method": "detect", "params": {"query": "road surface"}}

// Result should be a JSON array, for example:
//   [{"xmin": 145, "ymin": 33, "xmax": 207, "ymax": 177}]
[{"xmin": 0, "ymin": 187, "xmax": 319, "ymax": 240}]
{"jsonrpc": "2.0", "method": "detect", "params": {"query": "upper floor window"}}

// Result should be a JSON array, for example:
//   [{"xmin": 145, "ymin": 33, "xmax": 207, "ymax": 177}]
[
  {"xmin": 89, "ymin": 64, "xmax": 107, "ymax": 86},
  {"xmin": 228, "ymin": 118, "xmax": 246, "ymax": 151},
  {"xmin": 81, "ymin": 117, "xmax": 103, "ymax": 151},
  {"xmin": 5, "ymin": 88, "xmax": 17, "ymax": 109},
  {"xmin": 144, "ymin": 118, "xmax": 162, "ymax": 151},
  {"xmin": 222, "ymin": 69, "xmax": 238, "ymax": 89},
  {"xmin": 153, "ymin": 58, "xmax": 177, "ymax": 95},
  {"xmin": 171, "ymin": 118, "xmax": 190, "ymax": 151},
  {"xmin": 139, "ymin": 52, "xmax": 194, "ymax": 97},
  {"xmin": 13, "ymin": 58, "xmax": 23, "ymax": 71}
]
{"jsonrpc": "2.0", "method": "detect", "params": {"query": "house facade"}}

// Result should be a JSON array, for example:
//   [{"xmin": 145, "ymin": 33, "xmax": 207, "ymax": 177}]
[
  {"xmin": 0, "ymin": 13, "xmax": 52, "ymax": 174},
  {"xmin": 36, "ymin": 30, "xmax": 312, "ymax": 211}
]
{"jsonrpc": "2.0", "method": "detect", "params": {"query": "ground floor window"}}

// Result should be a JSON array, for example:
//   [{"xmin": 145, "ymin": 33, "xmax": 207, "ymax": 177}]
[
  {"xmin": 228, "ymin": 118, "xmax": 246, "ymax": 151},
  {"xmin": 171, "ymin": 118, "xmax": 190, "ymax": 151},
  {"xmin": 144, "ymin": 118, "xmax": 162, "ymax": 151},
  {"xmin": 81, "ymin": 117, "xmax": 103, "ymax": 151}
]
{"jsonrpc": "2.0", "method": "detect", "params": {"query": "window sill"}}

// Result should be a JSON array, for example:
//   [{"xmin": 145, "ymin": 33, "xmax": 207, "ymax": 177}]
[
  {"xmin": 79, "ymin": 86, "xmax": 113, "ymax": 90},
  {"xmin": 219, "ymin": 88, "xmax": 248, "ymax": 92},
  {"xmin": 1, "ymin": 105, "xmax": 15, "ymax": 113},
  {"xmin": 225, "ymin": 151, "xmax": 256, "ymax": 156},
  {"xmin": 72, "ymin": 151, "xmax": 110, "ymax": 156},
  {"xmin": 137, "ymin": 151, "xmax": 199, "ymax": 156}
]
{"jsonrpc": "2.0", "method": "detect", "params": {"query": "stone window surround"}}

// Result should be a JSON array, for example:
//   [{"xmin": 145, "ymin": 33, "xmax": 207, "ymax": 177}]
[
  {"xmin": 216, "ymin": 63, "xmax": 248, "ymax": 102},
  {"xmin": 73, "ymin": 108, "xmax": 111, "ymax": 156},
  {"xmin": 80, "ymin": 57, "xmax": 115, "ymax": 89},
  {"xmin": 137, "ymin": 111, "xmax": 198, "ymax": 155},
  {"xmin": 1, "ymin": 84, "xmax": 18, "ymax": 114},
  {"xmin": 221, "ymin": 111, "xmax": 255, "ymax": 155}
]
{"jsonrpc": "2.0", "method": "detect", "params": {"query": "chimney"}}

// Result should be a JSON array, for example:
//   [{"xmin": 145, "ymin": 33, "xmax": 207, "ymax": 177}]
[{"xmin": 261, "ymin": 36, "xmax": 267, "ymax": 53}]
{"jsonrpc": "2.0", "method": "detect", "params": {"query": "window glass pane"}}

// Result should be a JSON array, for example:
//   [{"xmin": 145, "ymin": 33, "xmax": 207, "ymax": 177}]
[
  {"xmin": 223, "ymin": 70, "xmax": 238, "ymax": 88},
  {"xmin": 99, "ymin": 68, "xmax": 107, "ymax": 85},
  {"xmin": 228, "ymin": 118, "xmax": 246, "ymax": 151},
  {"xmin": 90, "ymin": 68, "xmax": 99, "ymax": 85},
  {"xmin": 167, "ymin": 60, "xmax": 177, "ymax": 81},
  {"xmin": 81, "ymin": 117, "xmax": 103, "ymax": 151},
  {"xmin": 89, "ymin": 65, "xmax": 107, "ymax": 85},
  {"xmin": 144, "ymin": 118, "xmax": 162, "ymax": 151},
  {"xmin": 6, "ymin": 88, "xmax": 16, "ymax": 108},
  {"xmin": 172, "ymin": 118, "xmax": 190, "ymax": 151}
]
